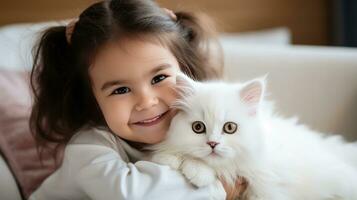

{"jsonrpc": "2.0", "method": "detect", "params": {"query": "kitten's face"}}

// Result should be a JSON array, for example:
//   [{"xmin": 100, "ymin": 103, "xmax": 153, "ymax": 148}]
[{"xmin": 165, "ymin": 75, "xmax": 265, "ymax": 166}]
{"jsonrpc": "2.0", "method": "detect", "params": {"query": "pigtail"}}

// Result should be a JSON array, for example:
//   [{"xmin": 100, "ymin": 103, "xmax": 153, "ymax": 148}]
[
  {"xmin": 30, "ymin": 26, "xmax": 81, "ymax": 147},
  {"xmin": 175, "ymin": 12, "xmax": 223, "ymax": 80}
]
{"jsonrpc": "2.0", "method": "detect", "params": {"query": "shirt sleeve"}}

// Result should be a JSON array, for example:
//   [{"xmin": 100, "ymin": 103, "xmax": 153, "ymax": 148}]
[{"xmin": 71, "ymin": 145, "xmax": 226, "ymax": 200}]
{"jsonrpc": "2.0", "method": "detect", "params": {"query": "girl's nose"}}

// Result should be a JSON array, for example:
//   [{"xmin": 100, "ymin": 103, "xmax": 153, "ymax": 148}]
[{"xmin": 135, "ymin": 91, "xmax": 159, "ymax": 111}]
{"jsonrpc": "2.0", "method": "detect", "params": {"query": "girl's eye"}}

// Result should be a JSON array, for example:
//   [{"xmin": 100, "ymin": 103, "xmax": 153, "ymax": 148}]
[
  {"xmin": 223, "ymin": 122, "xmax": 238, "ymax": 134},
  {"xmin": 192, "ymin": 121, "xmax": 206, "ymax": 134},
  {"xmin": 111, "ymin": 87, "xmax": 131, "ymax": 95},
  {"xmin": 151, "ymin": 74, "xmax": 168, "ymax": 85}
]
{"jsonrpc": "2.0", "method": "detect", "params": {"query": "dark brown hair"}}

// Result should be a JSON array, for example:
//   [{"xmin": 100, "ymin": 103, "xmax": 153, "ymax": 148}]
[{"xmin": 30, "ymin": 0, "xmax": 222, "ymax": 150}]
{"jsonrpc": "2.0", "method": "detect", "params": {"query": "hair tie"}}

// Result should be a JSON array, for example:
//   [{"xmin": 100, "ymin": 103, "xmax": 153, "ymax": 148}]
[
  {"xmin": 162, "ymin": 8, "xmax": 177, "ymax": 21},
  {"xmin": 65, "ymin": 18, "xmax": 79, "ymax": 44}
]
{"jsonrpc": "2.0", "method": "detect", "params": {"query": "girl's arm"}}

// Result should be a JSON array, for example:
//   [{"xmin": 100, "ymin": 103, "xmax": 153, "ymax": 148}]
[{"xmin": 72, "ymin": 145, "xmax": 226, "ymax": 200}]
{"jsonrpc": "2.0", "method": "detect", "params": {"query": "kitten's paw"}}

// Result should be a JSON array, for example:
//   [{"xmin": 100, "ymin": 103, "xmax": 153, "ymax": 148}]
[
  {"xmin": 208, "ymin": 180, "xmax": 226, "ymax": 200},
  {"xmin": 181, "ymin": 159, "xmax": 216, "ymax": 187},
  {"xmin": 151, "ymin": 153, "xmax": 182, "ymax": 170}
]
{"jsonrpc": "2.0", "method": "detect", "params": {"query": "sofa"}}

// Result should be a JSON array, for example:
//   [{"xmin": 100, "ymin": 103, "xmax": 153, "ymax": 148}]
[{"xmin": 1, "ymin": 22, "xmax": 356, "ymax": 199}]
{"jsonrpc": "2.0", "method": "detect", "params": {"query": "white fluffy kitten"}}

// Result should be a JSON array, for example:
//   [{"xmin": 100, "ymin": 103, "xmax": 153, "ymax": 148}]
[{"xmin": 150, "ymin": 74, "xmax": 357, "ymax": 200}]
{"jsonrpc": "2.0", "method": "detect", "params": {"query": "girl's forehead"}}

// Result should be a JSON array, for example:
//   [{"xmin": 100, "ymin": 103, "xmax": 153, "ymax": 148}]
[
  {"xmin": 88, "ymin": 38, "xmax": 180, "ymax": 88},
  {"xmin": 91, "ymin": 38, "xmax": 177, "ymax": 70}
]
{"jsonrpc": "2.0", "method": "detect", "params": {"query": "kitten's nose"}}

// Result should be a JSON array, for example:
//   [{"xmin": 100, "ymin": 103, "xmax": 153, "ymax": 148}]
[{"xmin": 207, "ymin": 141, "xmax": 219, "ymax": 149}]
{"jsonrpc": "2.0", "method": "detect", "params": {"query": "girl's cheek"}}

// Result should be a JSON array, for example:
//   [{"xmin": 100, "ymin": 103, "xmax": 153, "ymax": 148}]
[
  {"xmin": 169, "ymin": 108, "xmax": 179, "ymax": 118},
  {"xmin": 103, "ymin": 97, "xmax": 132, "ymax": 123},
  {"xmin": 160, "ymin": 78, "xmax": 179, "ymax": 105}
]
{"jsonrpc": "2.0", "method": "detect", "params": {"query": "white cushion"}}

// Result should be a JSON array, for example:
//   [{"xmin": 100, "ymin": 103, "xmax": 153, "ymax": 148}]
[
  {"xmin": 0, "ymin": 20, "xmax": 70, "ymax": 70},
  {"xmin": 219, "ymin": 27, "xmax": 291, "ymax": 47}
]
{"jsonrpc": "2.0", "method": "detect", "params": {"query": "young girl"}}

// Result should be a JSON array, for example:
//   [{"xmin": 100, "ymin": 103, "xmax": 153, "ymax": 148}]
[{"xmin": 29, "ymin": 0, "xmax": 245, "ymax": 199}]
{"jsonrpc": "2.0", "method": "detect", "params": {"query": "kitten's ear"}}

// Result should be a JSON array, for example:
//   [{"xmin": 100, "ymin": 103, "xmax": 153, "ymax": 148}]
[
  {"xmin": 175, "ymin": 72, "xmax": 197, "ymax": 97},
  {"xmin": 239, "ymin": 77, "xmax": 266, "ymax": 116},
  {"xmin": 176, "ymin": 72, "xmax": 196, "ymax": 87},
  {"xmin": 170, "ymin": 73, "xmax": 196, "ymax": 112}
]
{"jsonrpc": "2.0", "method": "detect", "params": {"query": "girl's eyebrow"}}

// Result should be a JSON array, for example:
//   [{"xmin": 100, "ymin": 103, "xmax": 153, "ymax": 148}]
[
  {"xmin": 149, "ymin": 63, "xmax": 172, "ymax": 75},
  {"xmin": 100, "ymin": 63, "xmax": 172, "ymax": 91},
  {"xmin": 101, "ymin": 79, "xmax": 127, "ymax": 91}
]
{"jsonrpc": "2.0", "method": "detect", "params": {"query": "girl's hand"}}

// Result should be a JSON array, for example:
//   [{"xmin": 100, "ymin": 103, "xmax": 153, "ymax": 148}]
[{"xmin": 221, "ymin": 176, "xmax": 248, "ymax": 200}]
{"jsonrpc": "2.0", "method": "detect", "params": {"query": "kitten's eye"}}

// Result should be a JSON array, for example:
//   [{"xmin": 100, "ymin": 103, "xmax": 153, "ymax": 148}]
[
  {"xmin": 192, "ymin": 121, "xmax": 206, "ymax": 134},
  {"xmin": 111, "ymin": 87, "xmax": 131, "ymax": 95},
  {"xmin": 151, "ymin": 74, "xmax": 168, "ymax": 84},
  {"xmin": 223, "ymin": 122, "xmax": 238, "ymax": 134}
]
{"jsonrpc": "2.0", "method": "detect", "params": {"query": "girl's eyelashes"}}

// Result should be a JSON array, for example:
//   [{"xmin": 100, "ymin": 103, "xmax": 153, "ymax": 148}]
[
  {"xmin": 110, "ymin": 87, "xmax": 131, "ymax": 95},
  {"xmin": 109, "ymin": 74, "xmax": 168, "ymax": 96},
  {"xmin": 151, "ymin": 74, "xmax": 168, "ymax": 85}
]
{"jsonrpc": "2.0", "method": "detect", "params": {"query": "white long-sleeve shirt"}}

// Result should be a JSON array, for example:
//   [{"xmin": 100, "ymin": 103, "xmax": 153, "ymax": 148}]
[{"xmin": 29, "ymin": 127, "xmax": 226, "ymax": 200}]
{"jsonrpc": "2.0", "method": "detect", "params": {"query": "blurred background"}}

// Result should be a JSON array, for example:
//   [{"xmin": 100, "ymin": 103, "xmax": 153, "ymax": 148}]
[{"xmin": 0, "ymin": 0, "xmax": 356, "ymax": 46}]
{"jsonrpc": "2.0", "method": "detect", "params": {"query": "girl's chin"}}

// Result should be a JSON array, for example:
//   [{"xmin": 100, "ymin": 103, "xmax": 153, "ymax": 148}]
[
  {"xmin": 143, "ymin": 133, "xmax": 166, "ymax": 144},
  {"xmin": 132, "ymin": 121, "xmax": 171, "ymax": 144}
]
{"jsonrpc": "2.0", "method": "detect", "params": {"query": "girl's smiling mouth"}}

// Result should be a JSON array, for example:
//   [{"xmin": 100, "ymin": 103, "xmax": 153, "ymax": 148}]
[{"xmin": 132, "ymin": 110, "xmax": 169, "ymax": 126}]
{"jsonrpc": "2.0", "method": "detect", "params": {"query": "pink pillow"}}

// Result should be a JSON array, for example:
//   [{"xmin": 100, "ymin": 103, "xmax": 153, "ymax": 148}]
[{"xmin": 0, "ymin": 69, "xmax": 61, "ymax": 199}]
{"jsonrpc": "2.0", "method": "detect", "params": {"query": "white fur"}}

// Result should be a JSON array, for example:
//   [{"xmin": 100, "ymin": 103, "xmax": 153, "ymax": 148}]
[{"xmin": 150, "ymin": 74, "xmax": 357, "ymax": 200}]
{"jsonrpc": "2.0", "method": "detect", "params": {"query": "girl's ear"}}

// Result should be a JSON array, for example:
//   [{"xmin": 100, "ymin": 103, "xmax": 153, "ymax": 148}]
[
  {"xmin": 175, "ymin": 72, "xmax": 197, "ymax": 97},
  {"xmin": 239, "ymin": 76, "xmax": 266, "ymax": 116}
]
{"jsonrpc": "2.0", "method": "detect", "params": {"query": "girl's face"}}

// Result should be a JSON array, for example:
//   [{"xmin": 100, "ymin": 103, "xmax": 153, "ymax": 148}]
[{"xmin": 89, "ymin": 38, "xmax": 180, "ymax": 144}]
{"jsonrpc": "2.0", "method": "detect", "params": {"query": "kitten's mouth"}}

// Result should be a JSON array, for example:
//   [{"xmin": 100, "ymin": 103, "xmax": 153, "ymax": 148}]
[
  {"xmin": 208, "ymin": 149, "xmax": 225, "ymax": 158},
  {"xmin": 132, "ymin": 110, "xmax": 169, "ymax": 126},
  {"xmin": 209, "ymin": 152, "xmax": 219, "ymax": 157}
]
